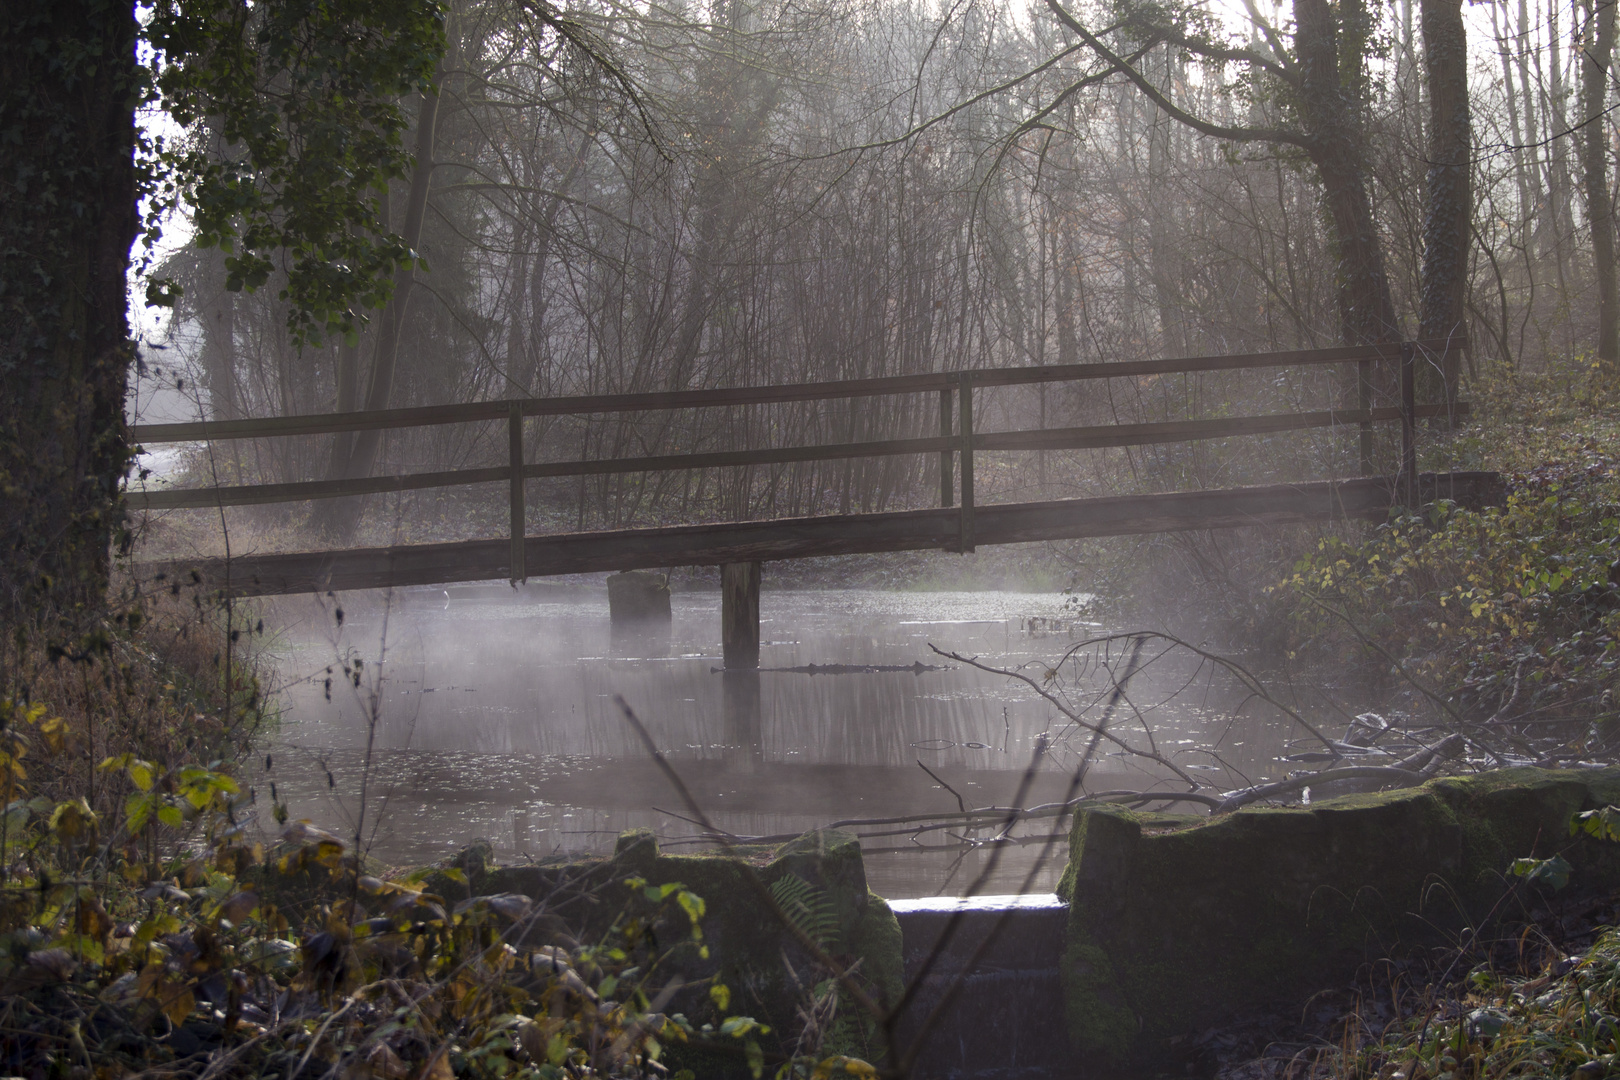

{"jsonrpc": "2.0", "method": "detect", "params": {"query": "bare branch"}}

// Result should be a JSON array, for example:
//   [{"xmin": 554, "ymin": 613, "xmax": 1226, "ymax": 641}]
[
  {"xmin": 1043, "ymin": 0, "xmax": 1311, "ymax": 147},
  {"xmin": 1047, "ymin": 630, "xmax": 1340, "ymax": 751},
  {"xmin": 1297, "ymin": 593, "xmax": 1516, "ymax": 766},
  {"xmin": 1213, "ymin": 735, "xmax": 1462, "ymax": 813}
]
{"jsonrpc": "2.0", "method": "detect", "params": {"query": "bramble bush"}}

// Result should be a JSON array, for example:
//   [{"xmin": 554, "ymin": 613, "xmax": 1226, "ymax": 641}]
[
  {"xmin": 1279, "ymin": 453, "xmax": 1620, "ymax": 732},
  {"xmin": 1305, "ymin": 807, "xmax": 1620, "ymax": 1080},
  {"xmin": 0, "ymin": 712, "xmax": 780, "ymax": 1080}
]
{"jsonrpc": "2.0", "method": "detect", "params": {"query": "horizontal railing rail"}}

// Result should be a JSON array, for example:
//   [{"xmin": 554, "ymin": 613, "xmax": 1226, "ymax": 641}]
[
  {"xmin": 127, "ymin": 338, "xmax": 1468, "ymax": 579},
  {"xmin": 130, "ymin": 402, "xmax": 1466, "ymax": 511},
  {"xmin": 129, "ymin": 338, "xmax": 1464, "ymax": 444}
]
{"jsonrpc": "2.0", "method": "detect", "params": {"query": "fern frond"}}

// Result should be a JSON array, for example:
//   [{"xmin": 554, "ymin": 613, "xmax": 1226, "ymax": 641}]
[{"xmin": 768, "ymin": 871, "xmax": 840, "ymax": 951}]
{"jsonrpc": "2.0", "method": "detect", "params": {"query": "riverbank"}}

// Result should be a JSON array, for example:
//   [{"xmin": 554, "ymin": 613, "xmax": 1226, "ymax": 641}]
[
  {"xmin": 1203, "ymin": 905, "xmax": 1620, "ymax": 1080},
  {"xmin": 9, "ymin": 597, "xmax": 1620, "ymax": 1080}
]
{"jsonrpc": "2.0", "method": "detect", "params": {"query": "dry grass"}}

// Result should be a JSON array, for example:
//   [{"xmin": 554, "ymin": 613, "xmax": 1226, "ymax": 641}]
[{"xmin": 2, "ymin": 578, "xmax": 269, "ymax": 824}]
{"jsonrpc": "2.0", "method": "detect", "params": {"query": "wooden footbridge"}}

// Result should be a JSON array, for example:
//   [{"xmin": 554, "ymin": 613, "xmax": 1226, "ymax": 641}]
[{"xmin": 131, "ymin": 339, "xmax": 1493, "ymax": 617}]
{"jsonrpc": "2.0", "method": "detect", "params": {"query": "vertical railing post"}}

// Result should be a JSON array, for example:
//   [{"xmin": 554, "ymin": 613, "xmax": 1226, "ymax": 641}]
[
  {"xmin": 1038, "ymin": 382, "xmax": 1047, "ymax": 488},
  {"xmin": 1400, "ymin": 342, "xmax": 1418, "ymax": 508},
  {"xmin": 939, "ymin": 386, "xmax": 954, "ymax": 508},
  {"xmin": 508, "ymin": 401, "xmax": 526, "ymax": 584},
  {"xmin": 958, "ymin": 373, "xmax": 975, "ymax": 553},
  {"xmin": 1358, "ymin": 358, "xmax": 1374, "ymax": 475}
]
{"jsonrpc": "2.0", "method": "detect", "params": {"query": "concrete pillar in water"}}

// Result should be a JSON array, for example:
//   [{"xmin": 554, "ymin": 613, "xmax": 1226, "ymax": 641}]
[
  {"xmin": 720, "ymin": 561, "xmax": 760, "ymax": 670},
  {"xmin": 607, "ymin": 570, "xmax": 671, "ymax": 625}
]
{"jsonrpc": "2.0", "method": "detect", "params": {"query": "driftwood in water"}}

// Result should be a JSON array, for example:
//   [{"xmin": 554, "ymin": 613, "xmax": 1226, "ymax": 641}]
[
  {"xmin": 1213, "ymin": 733, "xmax": 1466, "ymax": 813},
  {"xmin": 710, "ymin": 660, "xmax": 949, "ymax": 675}
]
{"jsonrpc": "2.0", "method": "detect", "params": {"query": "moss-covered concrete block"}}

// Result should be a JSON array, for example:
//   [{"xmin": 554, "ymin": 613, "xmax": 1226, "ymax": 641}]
[
  {"xmin": 1059, "ymin": 767, "xmax": 1620, "ymax": 1071},
  {"xmin": 479, "ymin": 828, "xmax": 901, "ymax": 1073}
]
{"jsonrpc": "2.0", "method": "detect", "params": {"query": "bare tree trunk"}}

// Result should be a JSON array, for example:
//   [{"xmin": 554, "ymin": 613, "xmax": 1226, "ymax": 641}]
[
  {"xmin": 1547, "ymin": 0, "xmax": 1578, "ymax": 255},
  {"xmin": 1491, "ymin": 2, "xmax": 1534, "ymax": 229},
  {"xmin": 1419, "ymin": 0, "xmax": 1471, "ymax": 402},
  {"xmin": 1148, "ymin": 49, "xmax": 1186, "ymax": 357},
  {"xmin": 1582, "ymin": 0, "xmax": 1619, "ymax": 366},
  {"xmin": 311, "ymin": 82, "xmax": 441, "ymax": 539},
  {"xmin": 198, "ymin": 248, "xmax": 242, "ymax": 422}
]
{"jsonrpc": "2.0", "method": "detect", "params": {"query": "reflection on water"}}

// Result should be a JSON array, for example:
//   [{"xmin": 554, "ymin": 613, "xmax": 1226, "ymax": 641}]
[{"xmin": 254, "ymin": 587, "xmax": 1293, "ymax": 898}]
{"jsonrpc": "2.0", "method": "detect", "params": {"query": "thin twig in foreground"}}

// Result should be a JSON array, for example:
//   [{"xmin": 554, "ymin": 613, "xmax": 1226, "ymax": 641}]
[{"xmin": 896, "ymin": 636, "xmax": 1148, "ymax": 1077}]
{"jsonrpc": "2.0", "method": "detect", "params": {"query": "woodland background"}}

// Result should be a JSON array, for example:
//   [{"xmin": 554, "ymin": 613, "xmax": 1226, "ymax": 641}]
[{"xmin": 140, "ymin": 0, "xmax": 1605, "ymax": 550}]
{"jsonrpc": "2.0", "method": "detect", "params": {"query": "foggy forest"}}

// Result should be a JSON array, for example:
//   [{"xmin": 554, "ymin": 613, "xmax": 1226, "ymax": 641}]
[
  {"xmin": 17, "ymin": 0, "xmax": 1620, "ymax": 1075},
  {"xmin": 137, "ymin": 0, "xmax": 1570, "ymax": 545}
]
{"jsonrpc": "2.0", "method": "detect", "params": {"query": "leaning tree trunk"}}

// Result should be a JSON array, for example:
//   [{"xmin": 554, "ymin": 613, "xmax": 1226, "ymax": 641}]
[
  {"xmin": 311, "ymin": 83, "xmax": 440, "ymax": 541},
  {"xmin": 1582, "ymin": 0, "xmax": 1619, "ymax": 368},
  {"xmin": 1419, "ymin": 0, "xmax": 1471, "ymax": 404},
  {"xmin": 0, "ymin": 0, "xmax": 139, "ymax": 620}
]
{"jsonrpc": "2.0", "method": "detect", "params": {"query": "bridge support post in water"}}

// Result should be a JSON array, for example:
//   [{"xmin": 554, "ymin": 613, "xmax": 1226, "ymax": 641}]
[
  {"xmin": 721, "ymin": 562, "xmax": 762, "ymax": 767},
  {"xmin": 607, "ymin": 570, "xmax": 672, "ymax": 624},
  {"xmin": 721, "ymin": 562, "xmax": 760, "ymax": 670},
  {"xmin": 722, "ymin": 669, "xmax": 763, "ymax": 768}
]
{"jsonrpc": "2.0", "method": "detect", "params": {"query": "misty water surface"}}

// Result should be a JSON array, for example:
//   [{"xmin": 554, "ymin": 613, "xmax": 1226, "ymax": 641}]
[{"xmin": 250, "ymin": 586, "xmax": 1297, "ymax": 898}]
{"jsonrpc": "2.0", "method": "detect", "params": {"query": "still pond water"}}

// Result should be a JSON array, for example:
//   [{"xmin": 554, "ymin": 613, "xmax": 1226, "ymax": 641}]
[{"xmin": 252, "ymin": 585, "xmax": 1294, "ymax": 898}]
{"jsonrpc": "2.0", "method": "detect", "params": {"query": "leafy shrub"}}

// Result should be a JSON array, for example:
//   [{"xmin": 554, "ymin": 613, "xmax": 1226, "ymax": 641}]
[
  {"xmin": 0, "ymin": 598, "xmax": 828, "ymax": 1080},
  {"xmin": 0, "ymin": 729, "xmax": 776, "ymax": 1080},
  {"xmin": 1279, "ymin": 456, "xmax": 1620, "ymax": 730}
]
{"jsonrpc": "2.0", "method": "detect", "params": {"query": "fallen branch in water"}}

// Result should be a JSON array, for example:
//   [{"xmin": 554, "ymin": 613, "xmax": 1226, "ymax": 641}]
[
  {"xmin": 1296, "ymin": 593, "xmax": 1521, "ymax": 767},
  {"xmin": 1213, "ymin": 734, "xmax": 1464, "ymax": 813},
  {"xmin": 917, "ymin": 760, "xmax": 966, "ymax": 812},
  {"xmin": 651, "ymin": 787, "xmax": 1225, "ymax": 850},
  {"xmin": 707, "ymin": 660, "xmax": 950, "ymax": 675}
]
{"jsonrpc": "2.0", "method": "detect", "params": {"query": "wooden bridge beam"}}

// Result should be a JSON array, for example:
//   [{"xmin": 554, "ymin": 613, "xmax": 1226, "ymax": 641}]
[{"xmin": 141, "ymin": 473, "xmax": 1504, "ymax": 598}]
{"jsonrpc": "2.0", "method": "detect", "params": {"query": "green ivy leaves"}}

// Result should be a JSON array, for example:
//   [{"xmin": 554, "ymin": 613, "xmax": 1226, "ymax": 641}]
[{"xmin": 140, "ymin": 0, "xmax": 447, "ymax": 346}]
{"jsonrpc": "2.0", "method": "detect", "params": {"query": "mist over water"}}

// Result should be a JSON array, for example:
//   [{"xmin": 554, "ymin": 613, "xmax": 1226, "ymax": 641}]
[{"xmin": 253, "ymin": 584, "xmax": 1294, "ymax": 898}]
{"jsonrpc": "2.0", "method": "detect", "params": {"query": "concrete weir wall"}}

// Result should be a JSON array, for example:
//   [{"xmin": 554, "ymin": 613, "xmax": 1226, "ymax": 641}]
[
  {"xmin": 890, "ymin": 894, "xmax": 1069, "ymax": 1080},
  {"xmin": 442, "ymin": 767, "xmax": 1620, "ymax": 1078},
  {"xmin": 1059, "ymin": 766, "xmax": 1620, "ymax": 1074},
  {"xmin": 888, "ymin": 767, "xmax": 1620, "ymax": 1079}
]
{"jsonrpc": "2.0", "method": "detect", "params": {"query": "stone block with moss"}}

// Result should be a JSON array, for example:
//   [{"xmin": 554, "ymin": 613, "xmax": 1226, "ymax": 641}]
[
  {"xmin": 478, "ymin": 827, "xmax": 902, "ymax": 1074},
  {"xmin": 1058, "ymin": 766, "xmax": 1620, "ymax": 1072}
]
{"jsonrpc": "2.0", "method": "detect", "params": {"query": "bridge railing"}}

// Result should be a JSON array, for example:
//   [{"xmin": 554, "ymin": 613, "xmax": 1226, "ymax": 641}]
[{"xmin": 130, "ymin": 339, "xmax": 1467, "ymax": 579}]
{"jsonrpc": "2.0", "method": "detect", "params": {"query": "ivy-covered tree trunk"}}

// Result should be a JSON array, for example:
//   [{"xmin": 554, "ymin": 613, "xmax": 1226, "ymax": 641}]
[
  {"xmin": 0, "ymin": 0, "xmax": 139, "ymax": 618},
  {"xmin": 1582, "ymin": 0, "xmax": 1619, "ymax": 368},
  {"xmin": 1419, "ymin": 0, "xmax": 1471, "ymax": 403},
  {"xmin": 1294, "ymin": 0, "xmax": 1402, "ymax": 346}
]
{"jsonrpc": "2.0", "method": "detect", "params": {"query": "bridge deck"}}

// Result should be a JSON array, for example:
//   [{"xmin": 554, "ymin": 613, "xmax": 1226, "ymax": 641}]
[{"xmin": 145, "ymin": 472, "xmax": 1501, "ymax": 597}]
